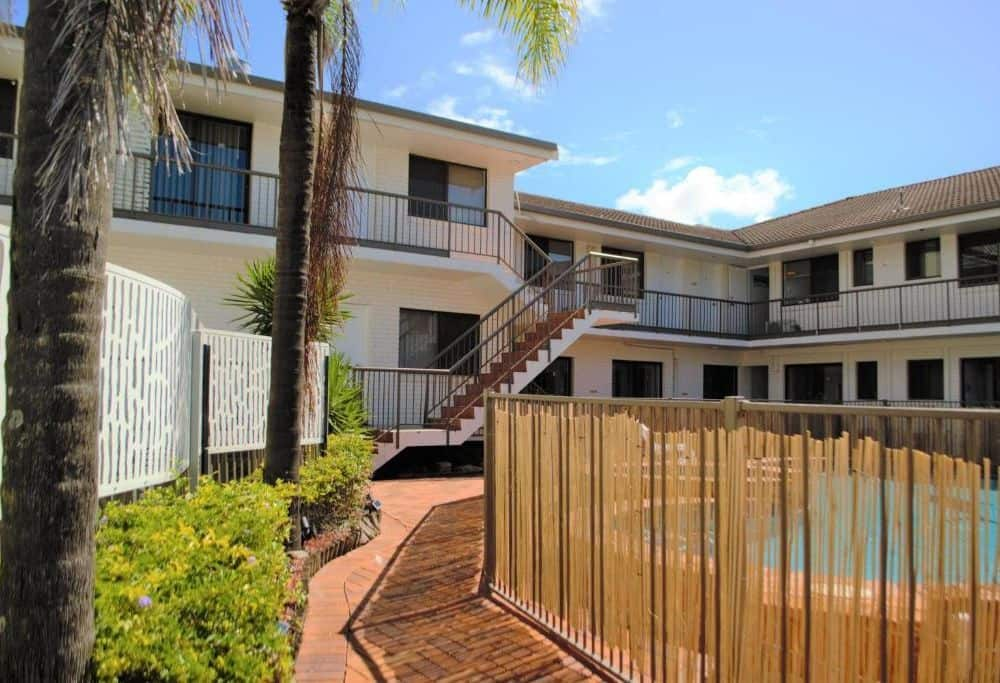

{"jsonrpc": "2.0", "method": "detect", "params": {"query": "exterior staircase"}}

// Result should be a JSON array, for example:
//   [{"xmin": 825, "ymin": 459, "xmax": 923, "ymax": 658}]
[{"xmin": 369, "ymin": 252, "xmax": 640, "ymax": 470}]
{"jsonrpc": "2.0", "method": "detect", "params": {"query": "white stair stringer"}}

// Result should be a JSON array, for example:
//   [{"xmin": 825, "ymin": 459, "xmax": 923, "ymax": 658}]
[{"xmin": 373, "ymin": 306, "xmax": 636, "ymax": 470}]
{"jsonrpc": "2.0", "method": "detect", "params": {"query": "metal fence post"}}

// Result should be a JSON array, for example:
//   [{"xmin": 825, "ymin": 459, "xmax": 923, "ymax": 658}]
[{"xmin": 188, "ymin": 331, "xmax": 209, "ymax": 492}]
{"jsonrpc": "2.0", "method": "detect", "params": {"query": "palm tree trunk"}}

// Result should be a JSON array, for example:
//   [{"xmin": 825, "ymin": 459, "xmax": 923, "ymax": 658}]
[
  {"xmin": 264, "ymin": 2, "xmax": 320, "ymax": 549},
  {"xmin": 0, "ymin": 1, "xmax": 110, "ymax": 678}
]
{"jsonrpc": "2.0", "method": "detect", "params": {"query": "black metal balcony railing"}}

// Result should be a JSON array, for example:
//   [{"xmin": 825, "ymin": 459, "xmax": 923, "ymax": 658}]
[
  {"xmin": 624, "ymin": 274, "xmax": 1000, "ymax": 340},
  {"xmin": 0, "ymin": 133, "xmax": 551, "ymax": 283}
]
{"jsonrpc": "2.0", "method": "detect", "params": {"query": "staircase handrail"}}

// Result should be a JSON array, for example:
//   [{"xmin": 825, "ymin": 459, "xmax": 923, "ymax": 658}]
[{"xmin": 426, "ymin": 252, "xmax": 639, "ymax": 435}]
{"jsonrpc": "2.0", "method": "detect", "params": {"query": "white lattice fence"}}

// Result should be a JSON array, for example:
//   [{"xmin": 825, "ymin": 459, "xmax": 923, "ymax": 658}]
[
  {"xmin": 199, "ymin": 330, "xmax": 329, "ymax": 455},
  {"xmin": 99, "ymin": 265, "xmax": 195, "ymax": 495}
]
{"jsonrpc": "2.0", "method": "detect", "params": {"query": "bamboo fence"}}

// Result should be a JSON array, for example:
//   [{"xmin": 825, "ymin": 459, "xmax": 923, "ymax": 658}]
[{"xmin": 484, "ymin": 395, "xmax": 1000, "ymax": 682}]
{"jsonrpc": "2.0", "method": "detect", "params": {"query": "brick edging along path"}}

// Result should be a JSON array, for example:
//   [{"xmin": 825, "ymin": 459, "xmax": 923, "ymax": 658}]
[{"xmin": 295, "ymin": 477, "xmax": 599, "ymax": 682}]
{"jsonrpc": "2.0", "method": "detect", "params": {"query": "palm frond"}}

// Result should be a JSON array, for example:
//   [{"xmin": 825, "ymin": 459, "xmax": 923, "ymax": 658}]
[
  {"xmin": 459, "ymin": 0, "xmax": 579, "ymax": 84},
  {"xmin": 39, "ymin": 0, "xmax": 248, "ymax": 223},
  {"xmin": 306, "ymin": 0, "xmax": 360, "ymax": 346}
]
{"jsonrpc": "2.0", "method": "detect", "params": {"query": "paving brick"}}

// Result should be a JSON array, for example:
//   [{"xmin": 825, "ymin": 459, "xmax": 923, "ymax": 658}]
[{"xmin": 294, "ymin": 478, "xmax": 599, "ymax": 682}]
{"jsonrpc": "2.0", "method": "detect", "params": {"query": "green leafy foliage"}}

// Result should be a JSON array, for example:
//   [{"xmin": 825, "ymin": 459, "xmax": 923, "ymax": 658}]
[
  {"xmin": 224, "ymin": 256, "xmax": 351, "ymax": 343},
  {"xmin": 327, "ymin": 352, "xmax": 367, "ymax": 434},
  {"xmin": 93, "ymin": 477, "xmax": 295, "ymax": 681},
  {"xmin": 300, "ymin": 432, "xmax": 373, "ymax": 533}
]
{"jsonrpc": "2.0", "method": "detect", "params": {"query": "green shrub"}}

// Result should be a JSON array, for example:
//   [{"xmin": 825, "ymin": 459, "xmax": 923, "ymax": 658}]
[
  {"xmin": 94, "ymin": 477, "xmax": 295, "ymax": 681},
  {"xmin": 300, "ymin": 432, "xmax": 373, "ymax": 533},
  {"xmin": 327, "ymin": 352, "xmax": 367, "ymax": 434}
]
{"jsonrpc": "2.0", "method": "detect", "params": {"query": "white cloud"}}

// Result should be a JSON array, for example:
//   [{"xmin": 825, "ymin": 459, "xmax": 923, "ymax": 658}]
[
  {"xmin": 658, "ymin": 155, "xmax": 698, "ymax": 173},
  {"xmin": 555, "ymin": 145, "xmax": 618, "ymax": 167},
  {"xmin": 453, "ymin": 55, "xmax": 537, "ymax": 98},
  {"xmin": 460, "ymin": 29, "xmax": 494, "ymax": 46},
  {"xmin": 666, "ymin": 109, "xmax": 684, "ymax": 129},
  {"xmin": 616, "ymin": 165, "xmax": 793, "ymax": 225},
  {"xmin": 384, "ymin": 84, "xmax": 408, "ymax": 99},
  {"xmin": 427, "ymin": 96, "xmax": 524, "ymax": 133}
]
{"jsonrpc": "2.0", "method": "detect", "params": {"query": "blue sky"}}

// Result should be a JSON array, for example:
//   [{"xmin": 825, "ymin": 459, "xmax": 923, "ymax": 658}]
[{"xmin": 237, "ymin": 1, "xmax": 994, "ymax": 228}]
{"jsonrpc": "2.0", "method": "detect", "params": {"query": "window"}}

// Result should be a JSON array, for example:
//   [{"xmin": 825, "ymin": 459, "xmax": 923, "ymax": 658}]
[
  {"xmin": 398, "ymin": 309, "xmax": 479, "ymax": 371},
  {"xmin": 961, "ymin": 357, "xmax": 1000, "ymax": 408},
  {"xmin": 525, "ymin": 234, "xmax": 574, "ymax": 280},
  {"xmin": 958, "ymin": 229, "xmax": 1000, "ymax": 285},
  {"xmin": 852, "ymin": 248, "xmax": 873, "ymax": 287},
  {"xmin": 150, "ymin": 111, "xmax": 251, "ymax": 223},
  {"xmin": 601, "ymin": 246, "xmax": 644, "ymax": 294},
  {"xmin": 856, "ymin": 361, "xmax": 878, "ymax": 400},
  {"xmin": 782, "ymin": 254, "xmax": 839, "ymax": 303},
  {"xmin": 703, "ymin": 365, "xmax": 738, "ymax": 399},
  {"xmin": 408, "ymin": 155, "xmax": 486, "ymax": 226},
  {"xmin": 747, "ymin": 365, "xmax": 769, "ymax": 400},
  {"xmin": 521, "ymin": 357, "xmax": 573, "ymax": 396},
  {"xmin": 0, "ymin": 80, "xmax": 15, "ymax": 159},
  {"xmin": 905, "ymin": 238, "xmax": 941, "ymax": 280},
  {"xmin": 907, "ymin": 359, "xmax": 944, "ymax": 401},
  {"xmin": 785, "ymin": 363, "xmax": 843, "ymax": 403},
  {"xmin": 612, "ymin": 360, "xmax": 662, "ymax": 398}
]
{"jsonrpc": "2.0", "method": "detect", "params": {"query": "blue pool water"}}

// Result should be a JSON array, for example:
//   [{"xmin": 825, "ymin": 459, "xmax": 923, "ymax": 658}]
[{"xmin": 760, "ymin": 476, "xmax": 999, "ymax": 583}]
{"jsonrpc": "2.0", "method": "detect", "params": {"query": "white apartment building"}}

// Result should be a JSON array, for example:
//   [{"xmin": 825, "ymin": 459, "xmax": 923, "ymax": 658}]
[{"xmin": 0, "ymin": 35, "xmax": 997, "ymax": 468}]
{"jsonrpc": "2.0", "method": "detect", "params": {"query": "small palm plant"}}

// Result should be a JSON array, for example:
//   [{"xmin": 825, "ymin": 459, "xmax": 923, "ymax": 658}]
[
  {"xmin": 327, "ymin": 352, "xmax": 367, "ymax": 434},
  {"xmin": 225, "ymin": 256, "xmax": 350, "ymax": 344}
]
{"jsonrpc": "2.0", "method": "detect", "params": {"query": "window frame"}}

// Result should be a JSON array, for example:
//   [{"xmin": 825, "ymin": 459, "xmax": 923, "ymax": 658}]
[
  {"xmin": 611, "ymin": 360, "xmax": 662, "ymax": 398},
  {"xmin": 702, "ymin": 364, "xmax": 739, "ymax": 400},
  {"xmin": 856, "ymin": 360, "xmax": 878, "ymax": 401},
  {"xmin": 397, "ymin": 308, "xmax": 480, "ymax": 371},
  {"xmin": 907, "ymin": 358, "xmax": 944, "ymax": 401},
  {"xmin": 0, "ymin": 79, "xmax": 16, "ymax": 160},
  {"xmin": 852, "ymin": 248, "xmax": 874, "ymax": 287},
  {"xmin": 904, "ymin": 238, "xmax": 941, "ymax": 281},
  {"xmin": 601, "ymin": 246, "xmax": 645, "ymax": 291},
  {"xmin": 525, "ymin": 234, "xmax": 575, "ymax": 281},
  {"xmin": 957, "ymin": 228, "xmax": 1000, "ymax": 287},
  {"xmin": 407, "ymin": 154, "xmax": 487, "ymax": 227},
  {"xmin": 781, "ymin": 253, "xmax": 840, "ymax": 305},
  {"xmin": 150, "ymin": 110, "xmax": 253, "ymax": 224}
]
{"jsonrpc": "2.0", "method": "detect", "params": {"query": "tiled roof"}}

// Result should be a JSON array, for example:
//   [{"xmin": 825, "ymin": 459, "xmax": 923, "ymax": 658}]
[
  {"xmin": 517, "ymin": 165, "xmax": 1000, "ymax": 250},
  {"xmin": 515, "ymin": 192, "xmax": 745, "ymax": 247}
]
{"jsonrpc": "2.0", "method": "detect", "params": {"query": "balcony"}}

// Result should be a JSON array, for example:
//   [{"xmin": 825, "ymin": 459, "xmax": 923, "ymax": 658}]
[
  {"xmin": 0, "ymin": 133, "xmax": 548, "ymax": 282},
  {"xmin": 622, "ymin": 274, "xmax": 1000, "ymax": 340}
]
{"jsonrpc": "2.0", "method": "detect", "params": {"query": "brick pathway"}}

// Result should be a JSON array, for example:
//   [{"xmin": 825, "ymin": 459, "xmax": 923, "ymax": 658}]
[{"xmin": 295, "ymin": 478, "xmax": 599, "ymax": 682}]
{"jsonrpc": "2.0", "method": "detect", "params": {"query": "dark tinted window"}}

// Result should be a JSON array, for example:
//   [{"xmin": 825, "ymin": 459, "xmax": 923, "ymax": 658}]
[
  {"xmin": 856, "ymin": 361, "xmax": 878, "ymax": 400},
  {"xmin": 0, "ymin": 80, "xmax": 15, "ymax": 159},
  {"xmin": 905, "ymin": 238, "xmax": 941, "ymax": 280},
  {"xmin": 525, "ymin": 234, "xmax": 574, "ymax": 280},
  {"xmin": 852, "ymin": 248, "xmax": 873, "ymax": 287},
  {"xmin": 521, "ymin": 357, "xmax": 573, "ymax": 396},
  {"xmin": 785, "ymin": 363, "xmax": 843, "ymax": 403},
  {"xmin": 782, "ymin": 254, "xmax": 839, "ymax": 303},
  {"xmin": 612, "ymin": 360, "xmax": 661, "ymax": 398},
  {"xmin": 703, "ymin": 365, "xmax": 738, "ymax": 399},
  {"xmin": 747, "ymin": 365, "xmax": 769, "ymax": 400},
  {"xmin": 601, "ymin": 246, "xmax": 644, "ymax": 292},
  {"xmin": 408, "ymin": 155, "xmax": 486, "ymax": 225},
  {"xmin": 907, "ymin": 359, "xmax": 944, "ymax": 400},
  {"xmin": 961, "ymin": 357, "xmax": 1000, "ymax": 407},
  {"xmin": 150, "ymin": 111, "xmax": 251, "ymax": 223},
  {"xmin": 958, "ymin": 229, "xmax": 1000, "ymax": 284},
  {"xmin": 398, "ymin": 309, "xmax": 479, "ymax": 371}
]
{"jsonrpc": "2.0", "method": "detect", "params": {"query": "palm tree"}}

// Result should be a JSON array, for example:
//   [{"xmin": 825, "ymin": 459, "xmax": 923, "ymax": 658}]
[
  {"xmin": 264, "ymin": 0, "xmax": 581, "ymax": 547},
  {"xmin": 0, "ymin": 2, "xmax": 246, "ymax": 678}
]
